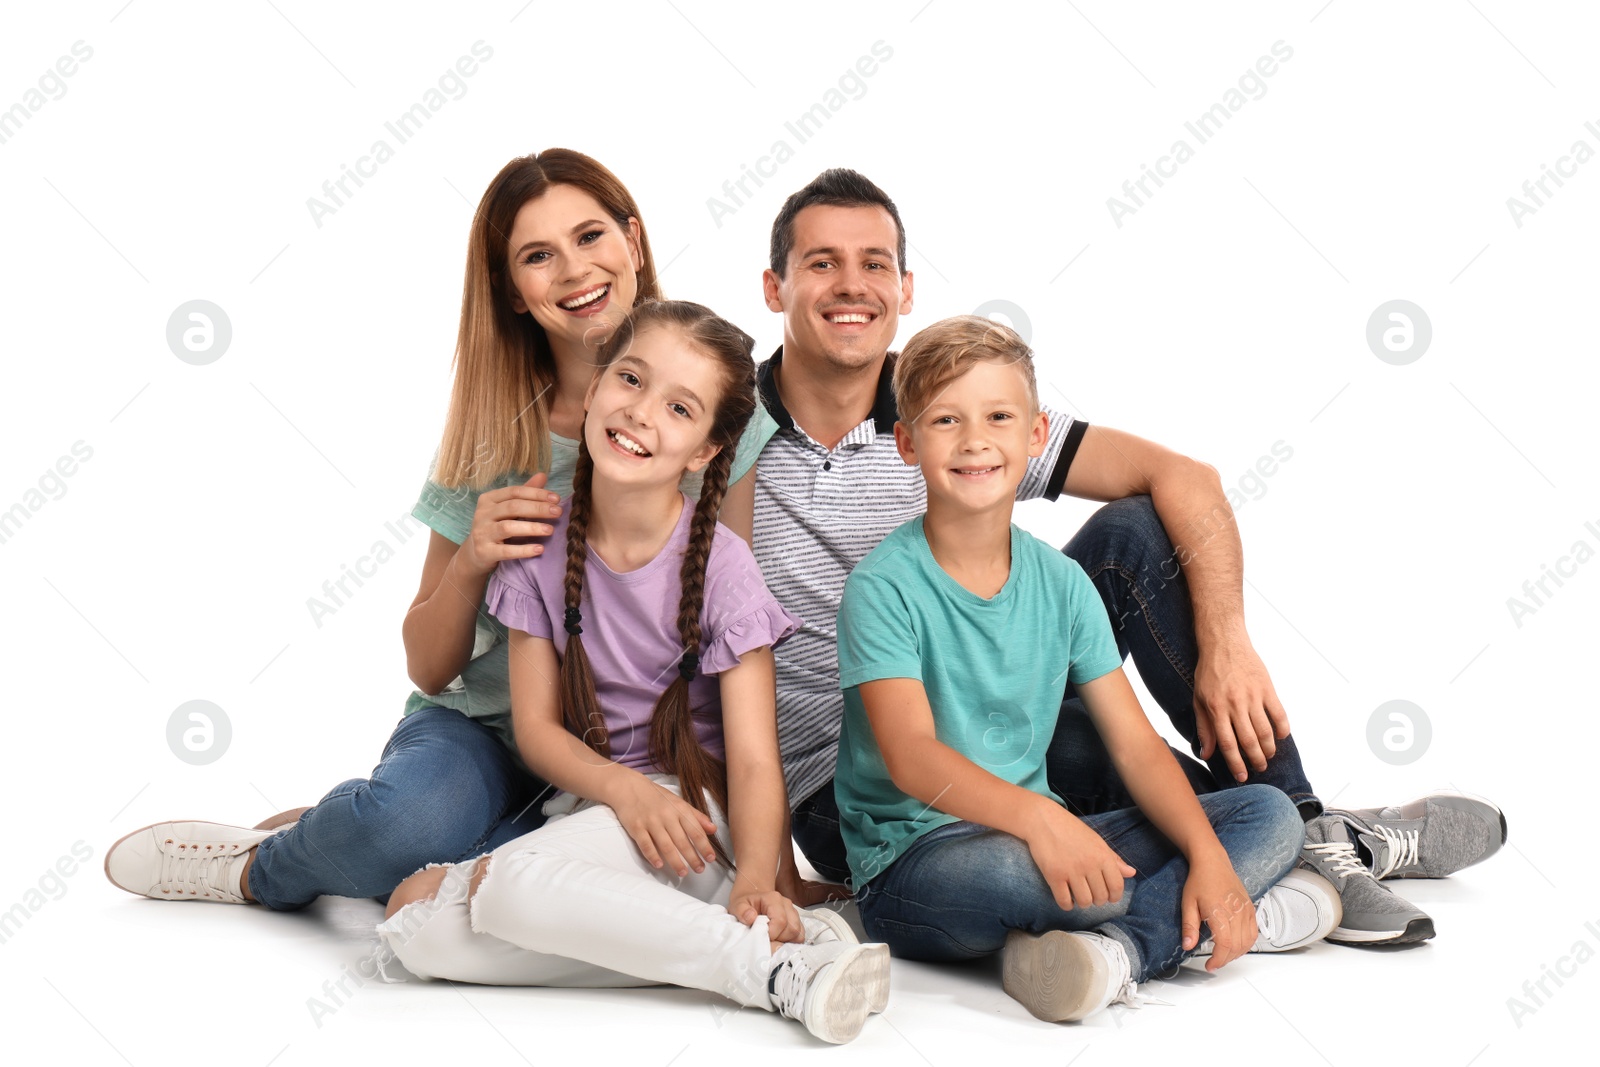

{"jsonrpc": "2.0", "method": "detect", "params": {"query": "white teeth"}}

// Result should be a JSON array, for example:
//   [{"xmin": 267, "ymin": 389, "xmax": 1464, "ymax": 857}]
[
  {"xmin": 609, "ymin": 430, "xmax": 648, "ymax": 455},
  {"xmin": 560, "ymin": 285, "xmax": 608, "ymax": 310},
  {"xmin": 827, "ymin": 313, "xmax": 870, "ymax": 324}
]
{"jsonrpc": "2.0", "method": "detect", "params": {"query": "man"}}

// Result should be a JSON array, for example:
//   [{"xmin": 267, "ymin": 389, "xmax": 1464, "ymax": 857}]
[{"xmin": 748, "ymin": 168, "xmax": 1505, "ymax": 946}]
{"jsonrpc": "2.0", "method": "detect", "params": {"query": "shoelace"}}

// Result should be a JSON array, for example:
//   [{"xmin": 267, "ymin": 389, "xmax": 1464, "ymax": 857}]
[
  {"xmin": 156, "ymin": 842, "xmax": 245, "ymax": 902},
  {"xmin": 1368, "ymin": 824, "xmax": 1420, "ymax": 879},
  {"xmin": 769, "ymin": 947, "xmax": 820, "ymax": 1020},
  {"xmin": 1304, "ymin": 839, "xmax": 1369, "ymax": 880}
]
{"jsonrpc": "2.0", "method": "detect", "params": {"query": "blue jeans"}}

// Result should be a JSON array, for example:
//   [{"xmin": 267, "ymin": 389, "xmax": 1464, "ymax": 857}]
[
  {"xmin": 1048, "ymin": 496, "xmax": 1321, "ymax": 818},
  {"xmin": 856, "ymin": 786, "xmax": 1303, "ymax": 982},
  {"xmin": 791, "ymin": 496, "xmax": 1321, "ymax": 886},
  {"xmin": 248, "ymin": 706, "xmax": 549, "ymax": 911}
]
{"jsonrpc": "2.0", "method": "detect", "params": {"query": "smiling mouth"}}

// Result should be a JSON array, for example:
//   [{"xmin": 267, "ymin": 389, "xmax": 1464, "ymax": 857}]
[
  {"xmin": 560, "ymin": 284, "xmax": 610, "ymax": 312},
  {"xmin": 823, "ymin": 311, "xmax": 875, "ymax": 325},
  {"xmin": 952, "ymin": 466, "xmax": 1000, "ymax": 477},
  {"xmin": 607, "ymin": 429, "xmax": 651, "ymax": 457}
]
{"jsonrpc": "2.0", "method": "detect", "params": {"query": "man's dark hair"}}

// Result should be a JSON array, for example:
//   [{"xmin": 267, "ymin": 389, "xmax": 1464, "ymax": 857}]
[{"xmin": 768, "ymin": 168, "xmax": 907, "ymax": 278}]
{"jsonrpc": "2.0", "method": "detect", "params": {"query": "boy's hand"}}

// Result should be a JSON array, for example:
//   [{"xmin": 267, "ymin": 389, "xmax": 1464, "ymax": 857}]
[
  {"xmin": 610, "ymin": 775, "xmax": 719, "ymax": 877},
  {"xmin": 1025, "ymin": 803, "xmax": 1137, "ymax": 911},
  {"xmin": 728, "ymin": 881, "xmax": 804, "ymax": 944},
  {"xmin": 1193, "ymin": 638, "xmax": 1290, "ymax": 782},
  {"xmin": 1181, "ymin": 853, "xmax": 1256, "ymax": 972}
]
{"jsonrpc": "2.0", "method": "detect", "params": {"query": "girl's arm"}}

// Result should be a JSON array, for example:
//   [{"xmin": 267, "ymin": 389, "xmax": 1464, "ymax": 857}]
[
  {"xmin": 404, "ymin": 472, "xmax": 560, "ymax": 694},
  {"xmin": 1074, "ymin": 667, "xmax": 1258, "ymax": 970},
  {"xmin": 505, "ymin": 628, "xmax": 720, "ymax": 877},
  {"xmin": 719, "ymin": 645, "xmax": 804, "ymax": 944}
]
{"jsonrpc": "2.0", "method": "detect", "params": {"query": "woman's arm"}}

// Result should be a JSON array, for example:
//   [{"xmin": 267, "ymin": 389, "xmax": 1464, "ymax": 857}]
[
  {"xmin": 403, "ymin": 472, "xmax": 560, "ymax": 694},
  {"xmin": 505, "ymin": 628, "xmax": 720, "ymax": 877},
  {"xmin": 719, "ymin": 466, "xmax": 755, "ymax": 548},
  {"xmin": 719, "ymin": 645, "xmax": 804, "ymax": 943}
]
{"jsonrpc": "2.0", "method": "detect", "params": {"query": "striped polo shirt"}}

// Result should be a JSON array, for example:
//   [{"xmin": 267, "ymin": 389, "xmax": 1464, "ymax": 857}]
[{"xmin": 750, "ymin": 346, "xmax": 1088, "ymax": 808}]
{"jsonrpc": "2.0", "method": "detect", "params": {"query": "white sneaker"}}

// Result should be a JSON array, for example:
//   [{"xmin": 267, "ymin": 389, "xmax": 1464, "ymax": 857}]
[
  {"xmin": 1194, "ymin": 869, "xmax": 1343, "ymax": 955},
  {"xmin": 797, "ymin": 907, "xmax": 890, "ymax": 1013},
  {"xmin": 105, "ymin": 820, "xmax": 279, "ymax": 903},
  {"xmin": 768, "ymin": 940, "xmax": 891, "ymax": 1043},
  {"xmin": 1002, "ymin": 929, "xmax": 1156, "ymax": 1022}
]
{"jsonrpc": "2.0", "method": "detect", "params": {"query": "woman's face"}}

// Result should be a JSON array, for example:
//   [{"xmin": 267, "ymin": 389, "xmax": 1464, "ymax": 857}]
[{"xmin": 504, "ymin": 183, "xmax": 642, "ymax": 350}]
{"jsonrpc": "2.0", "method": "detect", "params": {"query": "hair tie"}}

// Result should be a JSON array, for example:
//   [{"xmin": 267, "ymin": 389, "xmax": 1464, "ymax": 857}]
[
  {"xmin": 564, "ymin": 607, "xmax": 583, "ymax": 636},
  {"xmin": 678, "ymin": 652, "xmax": 699, "ymax": 681}
]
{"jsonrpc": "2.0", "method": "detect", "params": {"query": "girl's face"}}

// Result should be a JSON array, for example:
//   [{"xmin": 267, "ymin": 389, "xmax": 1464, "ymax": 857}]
[
  {"xmin": 583, "ymin": 324, "xmax": 726, "ymax": 488},
  {"xmin": 505, "ymin": 183, "xmax": 642, "ymax": 349}
]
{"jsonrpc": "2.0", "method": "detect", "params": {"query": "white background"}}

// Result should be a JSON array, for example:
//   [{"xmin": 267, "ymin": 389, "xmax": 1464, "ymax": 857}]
[{"xmin": 1, "ymin": 2, "xmax": 1594, "ymax": 1064}]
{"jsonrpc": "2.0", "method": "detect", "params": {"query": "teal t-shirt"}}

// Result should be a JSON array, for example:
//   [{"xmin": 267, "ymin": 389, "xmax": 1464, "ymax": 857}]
[
  {"xmin": 402, "ymin": 420, "xmax": 771, "ymax": 750},
  {"xmin": 834, "ymin": 516, "xmax": 1124, "ymax": 889}
]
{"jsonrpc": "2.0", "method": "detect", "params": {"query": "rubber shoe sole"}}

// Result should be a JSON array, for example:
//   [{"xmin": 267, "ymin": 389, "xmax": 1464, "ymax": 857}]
[
  {"xmin": 1002, "ymin": 930, "xmax": 1113, "ymax": 1023},
  {"xmin": 801, "ymin": 943, "xmax": 891, "ymax": 1044},
  {"xmin": 799, "ymin": 909, "xmax": 888, "ymax": 1013},
  {"xmin": 1328, "ymin": 915, "xmax": 1436, "ymax": 945}
]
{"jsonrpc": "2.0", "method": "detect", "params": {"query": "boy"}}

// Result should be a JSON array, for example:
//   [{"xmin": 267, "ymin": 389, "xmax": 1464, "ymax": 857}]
[{"xmin": 834, "ymin": 316, "xmax": 1338, "ymax": 1021}]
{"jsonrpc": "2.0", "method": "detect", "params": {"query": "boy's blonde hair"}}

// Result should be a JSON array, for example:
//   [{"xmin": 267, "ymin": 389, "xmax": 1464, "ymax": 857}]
[{"xmin": 893, "ymin": 314, "xmax": 1040, "ymax": 425}]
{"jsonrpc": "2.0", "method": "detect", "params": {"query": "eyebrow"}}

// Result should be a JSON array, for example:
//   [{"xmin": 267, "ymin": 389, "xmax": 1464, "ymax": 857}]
[
  {"xmin": 799, "ymin": 245, "xmax": 898, "ymax": 264},
  {"xmin": 615, "ymin": 356, "xmax": 705, "ymax": 410},
  {"xmin": 513, "ymin": 218, "xmax": 609, "ymax": 259}
]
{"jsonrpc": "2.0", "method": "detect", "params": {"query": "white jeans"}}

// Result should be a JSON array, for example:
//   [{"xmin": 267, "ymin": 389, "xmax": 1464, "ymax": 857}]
[{"xmin": 377, "ymin": 774, "xmax": 777, "ymax": 1010}]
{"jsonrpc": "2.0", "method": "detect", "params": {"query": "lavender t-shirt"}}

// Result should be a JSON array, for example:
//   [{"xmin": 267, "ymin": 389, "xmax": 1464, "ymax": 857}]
[{"xmin": 483, "ymin": 493, "xmax": 801, "ymax": 780}]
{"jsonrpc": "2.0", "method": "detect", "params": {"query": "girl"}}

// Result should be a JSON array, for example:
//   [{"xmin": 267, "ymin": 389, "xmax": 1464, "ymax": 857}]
[
  {"xmin": 104, "ymin": 151, "xmax": 765, "ymax": 910},
  {"xmin": 376, "ymin": 301, "xmax": 891, "ymax": 1045}
]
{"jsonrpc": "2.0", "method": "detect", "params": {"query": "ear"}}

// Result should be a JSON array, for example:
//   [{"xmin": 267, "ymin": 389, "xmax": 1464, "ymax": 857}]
[
  {"xmin": 684, "ymin": 439, "xmax": 722, "ymax": 474},
  {"xmin": 1028, "ymin": 408, "xmax": 1049, "ymax": 459},
  {"xmin": 893, "ymin": 421, "xmax": 918, "ymax": 467},
  {"xmin": 762, "ymin": 267, "xmax": 784, "ymax": 313},
  {"xmin": 624, "ymin": 216, "xmax": 644, "ymax": 275},
  {"xmin": 502, "ymin": 273, "xmax": 529, "ymax": 315},
  {"xmin": 899, "ymin": 269, "xmax": 915, "ymax": 315},
  {"xmin": 583, "ymin": 368, "xmax": 602, "ymax": 412}
]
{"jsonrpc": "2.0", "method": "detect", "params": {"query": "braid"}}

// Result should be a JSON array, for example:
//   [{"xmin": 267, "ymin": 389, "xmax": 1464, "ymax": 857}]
[
  {"xmin": 559, "ymin": 441, "xmax": 610, "ymax": 757},
  {"xmin": 647, "ymin": 444, "xmax": 736, "ymax": 868}
]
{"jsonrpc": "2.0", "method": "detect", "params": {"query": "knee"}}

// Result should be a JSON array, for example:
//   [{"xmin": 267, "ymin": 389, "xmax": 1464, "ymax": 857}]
[
  {"xmin": 1094, "ymin": 496, "xmax": 1172, "ymax": 557},
  {"xmin": 1235, "ymin": 785, "xmax": 1305, "ymax": 888},
  {"xmin": 384, "ymin": 865, "xmax": 450, "ymax": 920}
]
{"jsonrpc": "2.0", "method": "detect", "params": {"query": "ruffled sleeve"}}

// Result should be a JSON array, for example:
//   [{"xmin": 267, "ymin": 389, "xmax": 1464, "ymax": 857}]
[
  {"xmin": 483, "ymin": 561, "xmax": 554, "ymax": 640},
  {"xmin": 700, "ymin": 599, "xmax": 803, "ymax": 676}
]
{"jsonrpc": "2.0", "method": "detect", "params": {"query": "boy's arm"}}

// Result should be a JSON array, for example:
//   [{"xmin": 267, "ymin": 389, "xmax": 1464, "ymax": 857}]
[
  {"xmin": 858, "ymin": 677, "xmax": 1135, "ymax": 910},
  {"xmin": 1074, "ymin": 667, "xmax": 1258, "ymax": 969},
  {"xmin": 718, "ymin": 645, "xmax": 804, "ymax": 943},
  {"xmin": 507, "ymin": 629, "xmax": 719, "ymax": 877}
]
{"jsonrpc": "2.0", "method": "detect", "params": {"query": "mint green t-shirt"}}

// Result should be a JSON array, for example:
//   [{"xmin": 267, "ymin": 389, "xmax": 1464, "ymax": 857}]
[
  {"xmin": 834, "ymin": 517, "xmax": 1124, "ymax": 889},
  {"xmin": 402, "ymin": 417, "xmax": 773, "ymax": 750}
]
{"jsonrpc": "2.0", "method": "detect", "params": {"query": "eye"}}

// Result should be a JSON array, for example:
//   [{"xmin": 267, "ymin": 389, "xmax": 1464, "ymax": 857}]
[
  {"xmin": 619, "ymin": 370, "xmax": 641, "ymax": 387},
  {"xmin": 670, "ymin": 402, "xmax": 692, "ymax": 418},
  {"xmin": 522, "ymin": 249, "xmax": 550, "ymax": 265},
  {"xmin": 810, "ymin": 259, "xmax": 833, "ymax": 270},
  {"xmin": 932, "ymin": 415, "xmax": 955, "ymax": 426},
  {"xmin": 991, "ymin": 412, "xmax": 1013, "ymax": 421},
  {"xmin": 578, "ymin": 229, "xmax": 604, "ymax": 245}
]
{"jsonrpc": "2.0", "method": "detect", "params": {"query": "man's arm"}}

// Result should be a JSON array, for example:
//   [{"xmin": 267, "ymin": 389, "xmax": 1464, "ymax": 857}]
[{"xmin": 1060, "ymin": 425, "xmax": 1289, "ymax": 781}]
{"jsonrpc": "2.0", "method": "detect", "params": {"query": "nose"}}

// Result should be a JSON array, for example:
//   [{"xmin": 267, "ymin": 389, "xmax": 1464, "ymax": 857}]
[{"xmin": 832, "ymin": 260, "xmax": 869, "ymax": 298}]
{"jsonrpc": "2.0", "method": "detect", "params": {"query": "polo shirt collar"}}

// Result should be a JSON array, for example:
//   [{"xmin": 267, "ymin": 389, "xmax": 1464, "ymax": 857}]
[{"xmin": 757, "ymin": 345, "xmax": 899, "ymax": 435}]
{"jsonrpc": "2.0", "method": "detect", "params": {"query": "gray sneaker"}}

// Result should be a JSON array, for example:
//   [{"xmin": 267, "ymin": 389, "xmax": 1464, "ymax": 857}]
[
  {"xmin": 1329, "ymin": 793, "xmax": 1506, "ymax": 879},
  {"xmin": 1299, "ymin": 814, "xmax": 1435, "ymax": 945}
]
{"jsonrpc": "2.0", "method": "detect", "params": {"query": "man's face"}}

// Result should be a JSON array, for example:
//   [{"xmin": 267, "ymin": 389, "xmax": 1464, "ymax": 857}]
[{"xmin": 763, "ymin": 204, "xmax": 914, "ymax": 374}]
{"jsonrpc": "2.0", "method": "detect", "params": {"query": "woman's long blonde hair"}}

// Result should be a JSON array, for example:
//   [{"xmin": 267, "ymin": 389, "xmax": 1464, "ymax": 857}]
[{"xmin": 432, "ymin": 150, "xmax": 662, "ymax": 490}]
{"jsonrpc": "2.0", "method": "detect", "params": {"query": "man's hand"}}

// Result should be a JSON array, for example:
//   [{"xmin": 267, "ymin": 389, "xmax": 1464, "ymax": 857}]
[{"xmin": 1192, "ymin": 636, "xmax": 1290, "ymax": 783}]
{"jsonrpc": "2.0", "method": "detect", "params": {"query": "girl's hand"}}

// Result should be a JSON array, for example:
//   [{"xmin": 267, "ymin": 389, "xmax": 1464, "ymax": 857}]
[
  {"xmin": 611, "ymin": 775, "xmax": 719, "ymax": 877},
  {"xmin": 1181, "ymin": 853, "xmax": 1256, "ymax": 972},
  {"xmin": 728, "ymin": 883, "xmax": 804, "ymax": 944},
  {"xmin": 1024, "ymin": 803, "xmax": 1137, "ymax": 911},
  {"xmin": 459, "ymin": 472, "xmax": 563, "ymax": 577}
]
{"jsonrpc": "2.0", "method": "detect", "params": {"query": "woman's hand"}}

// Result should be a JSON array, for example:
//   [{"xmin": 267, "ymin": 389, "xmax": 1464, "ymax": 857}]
[
  {"xmin": 1182, "ymin": 852, "xmax": 1256, "ymax": 972},
  {"xmin": 609, "ymin": 775, "xmax": 719, "ymax": 877},
  {"xmin": 728, "ymin": 881, "xmax": 804, "ymax": 944},
  {"xmin": 458, "ymin": 471, "xmax": 563, "ymax": 577}
]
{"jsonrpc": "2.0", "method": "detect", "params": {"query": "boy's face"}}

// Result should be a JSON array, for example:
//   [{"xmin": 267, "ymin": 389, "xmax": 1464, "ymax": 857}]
[{"xmin": 894, "ymin": 358, "xmax": 1048, "ymax": 513}]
